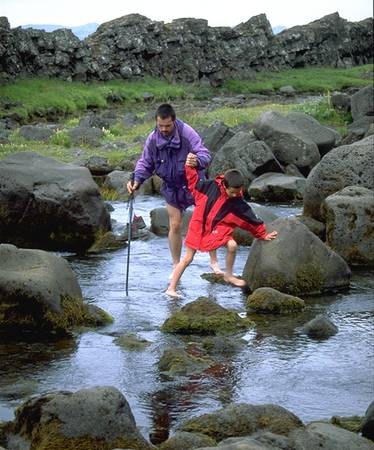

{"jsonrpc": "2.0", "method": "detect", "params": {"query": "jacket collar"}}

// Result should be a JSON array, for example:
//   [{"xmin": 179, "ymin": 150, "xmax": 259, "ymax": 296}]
[{"xmin": 155, "ymin": 119, "xmax": 182, "ymax": 151}]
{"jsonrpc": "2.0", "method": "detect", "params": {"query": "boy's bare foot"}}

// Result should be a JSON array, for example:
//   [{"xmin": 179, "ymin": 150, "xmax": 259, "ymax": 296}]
[
  {"xmin": 165, "ymin": 288, "xmax": 182, "ymax": 298},
  {"xmin": 210, "ymin": 262, "xmax": 224, "ymax": 275},
  {"xmin": 223, "ymin": 274, "xmax": 247, "ymax": 287}
]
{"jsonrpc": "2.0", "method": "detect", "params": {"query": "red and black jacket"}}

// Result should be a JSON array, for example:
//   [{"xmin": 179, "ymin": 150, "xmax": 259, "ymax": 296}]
[{"xmin": 184, "ymin": 165, "xmax": 267, "ymax": 251}]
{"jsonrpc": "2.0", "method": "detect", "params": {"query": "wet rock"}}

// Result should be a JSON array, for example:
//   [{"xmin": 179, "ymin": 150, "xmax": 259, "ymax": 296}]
[
  {"xmin": 159, "ymin": 431, "xmax": 216, "ymax": 450},
  {"xmin": 3, "ymin": 387, "xmax": 153, "ymax": 450},
  {"xmin": 87, "ymin": 231, "xmax": 126, "ymax": 253},
  {"xmin": 302, "ymin": 314, "xmax": 338, "ymax": 339},
  {"xmin": 293, "ymin": 421, "xmax": 374, "ymax": 450},
  {"xmin": 322, "ymin": 186, "xmax": 374, "ymax": 265},
  {"xmin": 0, "ymin": 152, "xmax": 111, "ymax": 251},
  {"xmin": 210, "ymin": 132, "xmax": 283, "ymax": 187},
  {"xmin": 158, "ymin": 347, "xmax": 215, "ymax": 377},
  {"xmin": 253, "ymin": 111, "xmax": 320, "ymax": 173},
  {"xmin": 180, "ymin": 403, "xmax": 303, "ymax": 441},
  {"xmin": 246, "ymin": 287, "xmax": 305, "ymax": 314},
  {"xmin": 287, "ymin": 112, "xmax": 340, "ymax": 156},
  {"xmin": 248, "ymin": 172, "xmax": 306, "ymax": 202},
  {"xmin": 150, "ymin": 207, "xmax": 192, "ymax": 237},
  {"xmin": 351, "ymin": 85, "xmax": 374, "ymax": 121},
  {"xmin": 362, "ymin": 401, "xmax": 374, "ymax": 441},
  {"xmin": 284, "ymin": 164, "xmax": 305, "ymax": 178},
  {"xmin": 103, "ymin": 170, "xmax": 130, "ymax": 198},
  {"xmin": 161, "ymin": 297, "xmax": 253, "ymax": 335},
  {"xmin": 329, "ymin": 415, "xmax": 364, "ymax": 433},
  {"xmin": 303, "ymin": 135, "xmax": 374, "ymax": 220},
  {"xmin": 242, "ymin": 217, "xmax": 351, "ymax": 295},
  {"xmin": 114, "ymin": 332, "xmax": 151, "ymax": 351},
  {"xmin": 67, "ymin": 126, "xmax": 104, "ymax": 147},
  {"xmin": 0, "ymin": 244, "xmax": 112, "ymax": 335},
  {"xmin": 18, "ymin": 124, "xmax": 57, "ymax": 141}
]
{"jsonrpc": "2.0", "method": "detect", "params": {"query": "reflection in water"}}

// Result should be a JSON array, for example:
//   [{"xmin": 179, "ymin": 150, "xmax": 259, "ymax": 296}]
[{"xmin": 0, "ymin": 197, "xmax": 373, "ymax": 441}]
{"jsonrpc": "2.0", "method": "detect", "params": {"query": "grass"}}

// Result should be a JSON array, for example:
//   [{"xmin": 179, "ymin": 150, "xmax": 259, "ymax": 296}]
[
  {"xmin": 222, "ymin": 65, "xmax": 373, "ymax": 94},
  {"xmin": 0, "ymin": 65, "xmax": 372, "ymax": 123}
]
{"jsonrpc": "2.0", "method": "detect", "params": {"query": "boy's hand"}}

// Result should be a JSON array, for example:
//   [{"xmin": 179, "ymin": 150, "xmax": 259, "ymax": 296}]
[
  {"xmin": 263, "ymin": 231, "xmax": 278, "ymax": 240},
  {"xmin": 186, "ymin": 152, "xmax": 198, "ymax": 167}
]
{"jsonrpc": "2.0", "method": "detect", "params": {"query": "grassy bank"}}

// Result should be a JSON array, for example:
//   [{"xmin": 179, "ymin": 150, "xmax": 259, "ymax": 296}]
[{"xmin": 0, "ymin": 65, "xmax": 372, "ymax": 122}]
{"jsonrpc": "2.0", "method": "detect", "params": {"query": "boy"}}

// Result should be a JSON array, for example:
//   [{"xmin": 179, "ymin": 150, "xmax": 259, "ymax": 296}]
[{"xmin": 165, "ymin": 153, "xmax": 278, "ymax": 298}]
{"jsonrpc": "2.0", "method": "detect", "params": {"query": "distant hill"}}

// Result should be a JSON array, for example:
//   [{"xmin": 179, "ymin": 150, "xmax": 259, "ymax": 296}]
[
  {"xmin": 21, "ymin": 23, "xmax": 99, "ymax": 40},
  {"xmin": 272, "ymin": 25, "xmax": 286, "ymax": 34}
]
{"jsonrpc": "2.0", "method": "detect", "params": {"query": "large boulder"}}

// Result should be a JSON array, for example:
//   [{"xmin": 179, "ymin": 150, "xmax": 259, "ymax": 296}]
[
  {"xmin": 200, "ymin": 122, "xmax": 235, "ymax": 155},
  {"xmin": 362, "ymin": 400, "xmax": 374, "ymax": 441},
  {"xmin": 242, "ymin": 218, "xmax": 351, "ymax": 295},
  {"xmin": 303, "ymin": 135, "xmax": 374, "ymax": 220},
  {"xmin": 0, "ymin": 244, "xmax": 112, "ymax": 335},
  {"xmin": 0, "ymin": 151, "xmax": 111, "ymax": 251},
  {"xmin": 248, "ymin": 172, "xmax": 306, "ymax": 202},
  {"xmin": 180, "ymin": 403, "xmax": 303, "ymax": 442},
  {"xmin": 253, "ymin": 111, "xmax": 321, "ymax": 173},
  {"xmin": 351, "ymin": 85, "xmax": 374, "ymax": 121},
  {"xmin": 209, "ymin": 132, "xmax": 283, "ymax": 186},
  {"xmin": 287, "ymin": 112, "xmax": 340, "ymax": 156},
  {"xmin": 161, "ymin": 297, "xmax": 253, "ymax": 335},
  {"xmin": 322, "ymin": 186, "xmax": 374, "ymax": 265},
  {"xmin": 3, "ymin": 387, "xmax": 153, "ymax": 450}
]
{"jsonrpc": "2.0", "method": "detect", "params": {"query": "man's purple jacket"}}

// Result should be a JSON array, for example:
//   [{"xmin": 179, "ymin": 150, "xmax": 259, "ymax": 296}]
[{"xmin": 134, "ymin": 119, "xmax": 212, "ymax": 210}]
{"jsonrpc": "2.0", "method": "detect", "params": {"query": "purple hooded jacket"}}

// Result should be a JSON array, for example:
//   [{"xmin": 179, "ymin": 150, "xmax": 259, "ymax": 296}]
[{"xmin": 134, "ymin": 119, "xmax": 211, "ymax": 210}]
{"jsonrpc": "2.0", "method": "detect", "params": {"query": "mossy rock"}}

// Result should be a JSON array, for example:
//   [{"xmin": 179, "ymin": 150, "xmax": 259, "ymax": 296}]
[
  {"xmin": 329, "ymin": 415, "xmax": 364, "ymax": 433},
  {"xmin": 158, "ymin": 347, "xmax": 215, "ymax": 376},
  {"xmin": 87, "ymin": 231, "xmax": 126, "ymax": 253},
  {"xmin": 114, "ymin": 332, "xmax": 151, "ymax": 351},
  {"xmin": 161, "ymin": 297, "xmax": 254, "ymax": 335},
  {"xmin": 159, "ymin": 431, "xmax": 216, "ymax": 449},
  {"xmin": 201, "ymin": 272, "xmax": 245, "ymax": 286},
  {"xmin": 246, "ymin": 287, "xmax": 305, "ymax": 314}
]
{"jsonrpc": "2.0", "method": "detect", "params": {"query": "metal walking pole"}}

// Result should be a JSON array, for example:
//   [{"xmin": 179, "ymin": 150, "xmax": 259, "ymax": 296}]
[{"xmin": 125, "ymin": 173, "xmax": 135, "ymax": 296}]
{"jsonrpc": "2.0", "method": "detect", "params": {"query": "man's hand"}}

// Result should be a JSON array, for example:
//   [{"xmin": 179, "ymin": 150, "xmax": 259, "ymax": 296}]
[
  {"xmin": 126, "ymin": 180, "xmax": 140, "ymax": 194},
  {"xmin": 186, "ymin": 152, "xmax": 198, "ymax": 167},
  {"xmin": 263, "ymin": 231, "xmax": 278, "ymax": 241}
]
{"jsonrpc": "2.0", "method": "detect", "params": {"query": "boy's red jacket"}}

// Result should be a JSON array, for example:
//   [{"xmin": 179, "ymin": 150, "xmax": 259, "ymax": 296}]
[{"xmin": 184, "ymin": 165, "xmax": 267, "ymax": 251}]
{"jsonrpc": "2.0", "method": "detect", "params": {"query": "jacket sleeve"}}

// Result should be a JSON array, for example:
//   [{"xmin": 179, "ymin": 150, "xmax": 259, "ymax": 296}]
[
  {"xmin": 184, "ymin": 123, "xmax": 212, "ymax": 169},
  {"xmin": 231, "ymin": 200, "xmax": 268, "ymax": 239},
  {"xmin": 134, "ymin": 134, "xmax": 155, "ymax": 184},
  {"xmin": 185, "ymin": 164, "xmax": 200, "ymax": 198}
]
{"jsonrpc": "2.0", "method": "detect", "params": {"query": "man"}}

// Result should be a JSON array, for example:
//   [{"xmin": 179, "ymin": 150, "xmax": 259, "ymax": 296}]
[{"xmin": 127, "ymin": 103, "xmax": 221, "ymax": 276}]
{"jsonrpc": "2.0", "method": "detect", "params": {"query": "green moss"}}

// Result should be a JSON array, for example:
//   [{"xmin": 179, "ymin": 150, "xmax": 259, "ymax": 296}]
[
  {"xmin": 161, "ymin": 297, "xmax": 254, "ymax": 335},
  {"xmin": 246, "ymin": 289, "xmax": 305, "ymax": 314},
  {"xmin": 115, "ymin": 332, "xmax": 151, "ymax": 351},
  {"xmin": 330, "ymin": 415, "xmax": 364, "ymax": 433},
  {"xmin": 295, "ymin": 264, "xmax": 324, "ymax": 295}
]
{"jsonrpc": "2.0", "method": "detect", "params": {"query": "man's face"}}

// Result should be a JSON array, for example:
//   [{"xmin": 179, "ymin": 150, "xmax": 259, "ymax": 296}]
[{"xmin": 156, "ymin": 116, "xmax": 175, "ymax": 137}]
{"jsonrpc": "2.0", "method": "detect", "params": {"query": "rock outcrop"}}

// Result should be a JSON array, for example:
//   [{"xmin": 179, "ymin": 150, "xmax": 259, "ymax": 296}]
[{"xmin": 0, "ymin": 12, "xmax": 372, "ymax": 83}]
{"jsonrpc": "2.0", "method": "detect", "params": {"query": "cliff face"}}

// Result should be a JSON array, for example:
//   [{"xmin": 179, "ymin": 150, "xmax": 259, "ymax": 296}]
[{"xmin": 0, "ymin": 12, "xmax": 372, "ymax": 84}]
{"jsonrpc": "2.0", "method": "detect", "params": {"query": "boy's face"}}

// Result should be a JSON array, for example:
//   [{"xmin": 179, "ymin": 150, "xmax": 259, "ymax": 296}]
[{"xmin": 225, "ymin": 186, "xmax": 242, "ymax": 198}]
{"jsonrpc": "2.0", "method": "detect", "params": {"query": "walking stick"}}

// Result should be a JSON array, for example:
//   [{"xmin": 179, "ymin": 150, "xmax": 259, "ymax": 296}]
[{"xmin": 125, "ymin": 173, "xmax": 135, "ymax": 296}]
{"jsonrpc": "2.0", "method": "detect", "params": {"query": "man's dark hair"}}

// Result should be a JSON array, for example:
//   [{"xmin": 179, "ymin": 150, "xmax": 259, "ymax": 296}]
[
  {"xmin": 156, "ymin": 103, "xmax": 176, "ymax": 121},
  {"xmin": 223, "ymin": 169, "xmax": 244, "ymax": 188}
]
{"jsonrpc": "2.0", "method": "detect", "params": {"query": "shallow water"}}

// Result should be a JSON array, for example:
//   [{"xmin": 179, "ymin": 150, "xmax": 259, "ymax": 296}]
[{"xmin": 0, "ymin": 195, "xmax": 373, "ymax": 443}]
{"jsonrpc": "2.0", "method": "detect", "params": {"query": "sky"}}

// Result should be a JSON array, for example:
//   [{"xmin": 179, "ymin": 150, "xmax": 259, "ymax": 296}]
[{"xmin": 1, "ymin": 0, "xmax": 373, "ymax": 29}]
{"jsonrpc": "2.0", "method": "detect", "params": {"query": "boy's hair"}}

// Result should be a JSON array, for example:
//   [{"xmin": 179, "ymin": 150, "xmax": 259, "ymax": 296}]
[
  {"xmin": 156, "ymin": 103, "xmax": 176, "ymax": 121},
  {"xmin": 223, "ymin": 169, "xmax": 244, "ymax": 188}
]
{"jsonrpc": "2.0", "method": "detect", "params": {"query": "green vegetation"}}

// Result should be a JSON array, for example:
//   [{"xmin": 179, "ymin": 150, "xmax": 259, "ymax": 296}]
[
  {"xmin": 0, "ymin": 65, "xmax": 372, "ymax": 122},
  {"xmin": 222, "ymin": 65, "xmax": 373, "ymax": 93}
]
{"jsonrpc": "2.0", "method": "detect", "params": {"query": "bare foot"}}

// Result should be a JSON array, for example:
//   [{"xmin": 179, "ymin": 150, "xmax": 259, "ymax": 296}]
[
  {"xmin": 165, "ymin": 288, "xmax": 182, "ymax": 298},
  {"xmin": 223, "ymin": 274, "xmax": 247, "ymax": 287},
  {"xmin": 210, "ymin": 262, "xmax": 224, "ymax": 275}
]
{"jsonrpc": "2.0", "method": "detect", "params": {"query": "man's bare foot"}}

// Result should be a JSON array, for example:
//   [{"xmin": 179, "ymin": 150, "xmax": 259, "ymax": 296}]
[
  {"xmin": 223, "ymin": 274, "xmax": 247, "ymax": 287},
  {"xmin": 210, "ymin": 262, "xmax": 224, "ymax": 275},
  {"xmin": 165, "ymin": 288, "xmax": 182, "ymax": 298}
]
